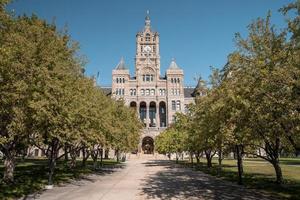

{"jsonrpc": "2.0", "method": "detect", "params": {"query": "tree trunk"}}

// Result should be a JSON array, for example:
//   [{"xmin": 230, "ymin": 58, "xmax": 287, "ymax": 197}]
[
  {"xmin": 236, "ymin": 144, "xmax": 244, "ymax": 185},
  {"xmin": 116, "ymin": 149, "xmax": 120, "ymax": 162},
  {"xmin": 69, "ymin": 148, "xmax": 77, "ymax": 168},
  {"xmin": 272, "ymin": 159, "xmax": 283, "ymax": 184},
  {"xmin": 99, "ymin": 148, "xmax": 103, "ymax": 166},
  {"xmin": 190, "ymin": 152, "xmax": 193, "ymax": 164},
  {"xmin": 205, "ymin": 150, "xmax": 213, "ymax": 168},
  {"xmin": 3, "ymin": 150, "xmax": 16, "ymax": 183},
  {"xmin": 48, "ymin": 140, "xmax": 59, "ymax": 186},
  {"xmin": 195, "ymin": 151, "xmax": 200, "ymax": 164},
  {"xmin": 218, "ymin": 148, "xmax": 223, "ymax": 168},
  {"xmin": 64, "ymin": 144, "xmax": 69, "ymax": 161},
  {"xmin": 175, "ymin": 153, "xmax": 179, "ymax": 163},
  {"xmin": 81, "ymin": 148, "xmax": 90, "ymax": 167},
  {"xmin": 104, "ymin": 148, "xmax": 109, "ymax": 159},
  {"xmin": 91, "ymin": 149, "xmax": 99, "ymax": 170}
]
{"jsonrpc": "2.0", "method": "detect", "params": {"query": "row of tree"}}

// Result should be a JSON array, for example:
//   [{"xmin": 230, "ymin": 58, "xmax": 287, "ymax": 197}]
[
  {"xmin": 156, "ymin": 1, "xmax": 300, "ymax": 185},
  {"xmin": 0, "ymin": 0, "xmax": 142, "ymax": 185}
]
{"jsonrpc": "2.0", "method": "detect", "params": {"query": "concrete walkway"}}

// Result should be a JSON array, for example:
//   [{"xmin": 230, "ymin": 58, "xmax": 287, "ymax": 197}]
[{"xmin": 27, "ymin": 156, "xmax": 277, "ymax": 200}]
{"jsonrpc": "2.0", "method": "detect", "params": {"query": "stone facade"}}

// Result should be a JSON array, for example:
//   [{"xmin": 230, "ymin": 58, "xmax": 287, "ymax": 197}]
[{"xmin": 111, "ymin": 14, "xmax": 195, "ymax": 153}]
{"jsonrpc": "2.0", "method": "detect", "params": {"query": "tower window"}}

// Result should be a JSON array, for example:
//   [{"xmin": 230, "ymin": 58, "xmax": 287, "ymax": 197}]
[{"xmin": 146, "ymin": 33, "xmax": 150, "ymax": 41}]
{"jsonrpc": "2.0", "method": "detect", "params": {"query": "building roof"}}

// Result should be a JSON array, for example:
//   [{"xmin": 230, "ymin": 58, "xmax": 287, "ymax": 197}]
[
  {"xmin": 168, "ymin": 58, "xmax": 181, "ymax": 70},
  {"xmin": 115, "ymin": 57, "xmax": 127, "ymax": 70},
  {"xmin": 184, "ymin": 87, "xmax": 195, "ymax": 98},
  {"xmin": 101, "ymin": 87, "xmax": 112, "ymax": 96}
]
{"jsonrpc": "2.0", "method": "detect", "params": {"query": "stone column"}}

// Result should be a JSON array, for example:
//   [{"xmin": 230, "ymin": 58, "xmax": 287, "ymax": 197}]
[
  {"xmin": 146, "ymin": 103, "xmax": 149, "ymax": 128},
  {"xmin": 156, "ymin": 103, "xmax": 159, "ymax": 128}
]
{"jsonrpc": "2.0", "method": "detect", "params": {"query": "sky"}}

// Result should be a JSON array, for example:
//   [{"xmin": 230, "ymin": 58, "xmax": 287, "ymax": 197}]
[{"xmin": 7, "ymin": 0, "xmax": 293, "ymax": 87}]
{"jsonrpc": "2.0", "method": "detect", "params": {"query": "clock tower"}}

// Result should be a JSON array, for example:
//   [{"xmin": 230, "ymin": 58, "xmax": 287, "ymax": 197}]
[{"xmin": 135, "ymin": 11, "xmax": 160, "ymax": 79}]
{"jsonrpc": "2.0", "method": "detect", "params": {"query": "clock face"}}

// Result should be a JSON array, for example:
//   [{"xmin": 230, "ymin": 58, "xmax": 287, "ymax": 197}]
[{"xmin": 143, "ymin": 45, "xmax": 152, "ymax": 53}]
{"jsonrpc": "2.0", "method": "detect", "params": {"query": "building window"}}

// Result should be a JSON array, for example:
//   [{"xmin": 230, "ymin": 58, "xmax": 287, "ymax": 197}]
[
  {"xmin": 151, "ymin": 89, "xmax": 155, "ymax": 96},
  {"xmin": 177, "ymin": 78, "xmax": 180, "ymax": 83},
  {"xmin": 176, "ymin": 100, "xmax": 181, "ymax": 111},
  {"xmin": 122, "ymin": 89, "xmax": 125, "ymax": 95},
  {"xmin": 122, "ymin": 78, "xmax": 125, "ymax": 83},
  {"xmin": 162, "ymin": 89, "xmax": 166, "ymax": 96},
  {"xmin": 143, "ymin": 74, "xmax": 154, "ymax": 82},
  {"xmin": 146, "ymin": 89, "xmax": 150, "ymax": 96},
  {"xmin": 116, "ymin": 78, "xmax": 119, "ymax": 83},
  {"xmin": 146, "ymin": 75, "xmax": 150, "ymax": 82},
  {"xmin": 171, "ymin": 78, "xmax": 173, "ymax": 83},
  {"xmin": 141, "ymin": 89, "xmax": 145, "ymax": 96},
  {"xmin": 159, "ymin": 89, "xmax": 162, "ymax": 96},
  {"xmin": 172, "ymin": 101, "xmax": 176, "ymax": 111},
  {"xmin": 130, "ymin": 89, "xmax": 135, "ymax": 96}
]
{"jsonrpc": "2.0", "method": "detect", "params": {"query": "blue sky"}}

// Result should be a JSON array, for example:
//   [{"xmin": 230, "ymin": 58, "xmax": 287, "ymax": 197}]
[{"xmin": 7, "ymin": 0, "xmax": 293, "ymax": 86}]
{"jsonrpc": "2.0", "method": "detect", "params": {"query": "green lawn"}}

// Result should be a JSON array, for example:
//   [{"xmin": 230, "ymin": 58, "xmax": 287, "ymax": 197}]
[
  {"xmin": 179, "ymin": 157, "xmax": 300, "ymax": 200},
  {"xmin": 0, "ymin": 158, "xmax": 119, "ymax": 200}
]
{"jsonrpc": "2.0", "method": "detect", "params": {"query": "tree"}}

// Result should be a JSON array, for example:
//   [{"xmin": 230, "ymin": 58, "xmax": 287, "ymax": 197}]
[{"xmin": 222, "ymin": 12, "xmax": 300, "ymax": 184}]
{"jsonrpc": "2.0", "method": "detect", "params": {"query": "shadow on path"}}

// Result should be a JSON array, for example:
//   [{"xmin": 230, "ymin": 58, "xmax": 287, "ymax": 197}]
[{"xmin": 140, "ymin": 160, "xmax": 277, "ymax": 200}]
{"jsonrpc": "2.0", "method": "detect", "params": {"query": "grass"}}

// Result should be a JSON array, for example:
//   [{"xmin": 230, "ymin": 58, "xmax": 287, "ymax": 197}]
[
  {"xmin": 0, "ymin": 158, "xmax": 119, "ymax": 200},
  {"xmin": 178, "ymin": 157, "xmax": 300, "ymax": 200}
]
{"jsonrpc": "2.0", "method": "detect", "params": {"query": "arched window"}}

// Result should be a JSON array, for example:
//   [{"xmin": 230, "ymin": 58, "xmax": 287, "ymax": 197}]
[
  {"xmin": 150, "ymin": 75, "xmax": 154, "ymax": 81},
  {"xmin": 122, "ymin": 89, "xmax": 125, "ymax": 95},
  {"xmin": 174, "ymin": 78, "xmax": 177, "ymax": 83},
  {"xmin": 141, "ymin": 89, "xmax": 145, "ymax": 96},
  {"xmin": 171, "ymin": 78, "xmax": 173, "ymax": 83},
  {"xmin": 116, "ymin": 89, "xmax": 119, "ymax": 95},
  {"xmin": 159, "ymin": 89, "xmax": 162, "ymax": 96},
  {"xmin": 146, "ymin": 89, "xmax": 150, "ymax": 96},
  {"xmin": 122, "ymin": 78, "xmax": 125, "ymax": 83},
  {"xmin": 116, "ymin": 78, "xmax": 119, "ymax": 83},
  {"xmin": 177, "ymin": 78, "xmax": 180, "ymax": 83}
]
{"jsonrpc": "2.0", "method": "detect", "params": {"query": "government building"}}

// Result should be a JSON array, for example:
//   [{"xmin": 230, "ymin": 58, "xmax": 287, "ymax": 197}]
[{"xmin": 108, "ymin": 14, "xmax": 196, "ymax": 154}]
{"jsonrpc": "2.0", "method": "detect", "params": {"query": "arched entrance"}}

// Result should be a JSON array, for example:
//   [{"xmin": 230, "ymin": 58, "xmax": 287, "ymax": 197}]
[{"xmin": 142, "ymin": 136, "xmax": 154, "ymax": 154}]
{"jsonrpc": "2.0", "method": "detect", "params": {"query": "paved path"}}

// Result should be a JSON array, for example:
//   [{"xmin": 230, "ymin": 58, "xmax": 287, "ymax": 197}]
[{"xmin": 27, "ymin": 156, "xmax": 277, "ymax": 200}]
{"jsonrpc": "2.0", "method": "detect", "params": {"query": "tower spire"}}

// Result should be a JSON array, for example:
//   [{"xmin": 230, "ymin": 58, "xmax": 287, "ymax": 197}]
[{"xmin": 145, "ymin": 10, "xmax": 151, "ymax": 28}]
